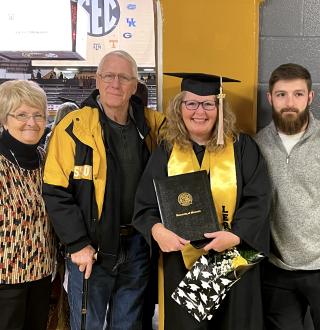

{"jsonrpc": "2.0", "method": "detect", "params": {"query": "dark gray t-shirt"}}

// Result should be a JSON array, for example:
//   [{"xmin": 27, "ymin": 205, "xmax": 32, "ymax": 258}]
[{"xmin": 106, "ymin": 116, "xmax": 143, "ymax": 225}]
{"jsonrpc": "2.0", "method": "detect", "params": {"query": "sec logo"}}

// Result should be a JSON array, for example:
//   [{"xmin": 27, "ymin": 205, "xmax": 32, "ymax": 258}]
[{"xmin": 79, "ymin": 0, "xmax": 120, "ymax": 36}]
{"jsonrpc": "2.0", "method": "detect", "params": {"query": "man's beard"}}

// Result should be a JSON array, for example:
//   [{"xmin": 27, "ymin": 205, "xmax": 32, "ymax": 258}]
[{"xmin": 272, "ymin": 105, "xmax": 310, "ymax": 135}]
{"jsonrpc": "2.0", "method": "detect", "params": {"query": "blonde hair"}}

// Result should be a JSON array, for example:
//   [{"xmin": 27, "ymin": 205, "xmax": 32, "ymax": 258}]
[
  {"xmin": 97, "ymin": 50, "xmax": 138, "ymax": 78},
  {"xmin": 0, "ymin": 80, "xmax": 47, "ymax": 125},
  {"xmin": 160, "ymin": 91, "xmax": 238, "ymax": 152}
]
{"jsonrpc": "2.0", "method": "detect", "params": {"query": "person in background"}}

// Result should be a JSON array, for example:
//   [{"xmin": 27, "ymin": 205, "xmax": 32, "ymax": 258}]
[
  {"xmin": 36, "ymin": 69, "xmax": 42, "ymax": 79},
  {"xmin": 133, "ymin": 72, "xmax": 271, "ymax": 330},
  {"xmin": 39, "ymin": 124, "xmax": 51, "ymax": 148},
  {"xmin": 134, "ymin": 80, "xmax": 158, "ymax": 329},
  {"xmin": 49, "ymin": 71, "xmax": 57, "ymax": 79},
  {"xmin": 45, "ymin": 101, "xmax": 79, "ymax": 330},
  {"xmin": 255, "ymin": 63, "xmax": 320, "ymax": 330},
  {"xmin": 54, "ymin": 102, "xmax": 79, "ymax": 126},
  {"xmin": 0, "ymin": 80, "xmax": 55, "ymax": 330},
  {"xmin": 44, "ymin": 102, "xmax": 79, "ymax": 148},
  {"xmin": 43, "ymin": 50, "xmax": 165, "ymax": 330},
  {"xmin": 135, "ymin": 81, "xmax": 149, "ymax": 108}
]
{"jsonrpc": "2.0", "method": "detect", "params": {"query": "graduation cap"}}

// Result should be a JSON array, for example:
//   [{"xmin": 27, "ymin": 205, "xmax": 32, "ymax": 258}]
[
  {"xmin": 164, "ymin": 72, "xmax": 240, "ymax": 96},
  {"xmin": 164, "ymin": 72, "xmax": 240, "ymax": 145}
]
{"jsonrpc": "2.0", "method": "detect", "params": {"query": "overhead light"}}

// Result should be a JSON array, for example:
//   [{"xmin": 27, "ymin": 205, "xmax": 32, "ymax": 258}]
[
  {"xmin": 143, "ymin": 68, "xmax": 154, "ymax": 72},
  {"xmin": 66, "ymin": 68, "xmax": 78, "ymax": 71}
]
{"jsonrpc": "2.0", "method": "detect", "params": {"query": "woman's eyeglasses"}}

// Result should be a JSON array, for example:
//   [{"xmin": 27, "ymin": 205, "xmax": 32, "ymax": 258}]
[
  {"xmin": 182, "ymin": 100, "xmax": 217, "ymax": 111},
  {"xmin": 8, "ymin": 113, "xmax": 46, "ymax": 122}
]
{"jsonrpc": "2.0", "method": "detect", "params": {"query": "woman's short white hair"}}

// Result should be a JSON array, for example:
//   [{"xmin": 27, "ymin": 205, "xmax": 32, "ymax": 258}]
[{"xmin": 0, "ymin": 80, "xmax": 47, "ymax": 125}]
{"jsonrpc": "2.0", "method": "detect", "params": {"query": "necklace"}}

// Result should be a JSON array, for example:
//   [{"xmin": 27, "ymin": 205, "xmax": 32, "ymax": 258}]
[{"xmin": 9, "ymin": 149, "xmax": 22, "ymax": 168}]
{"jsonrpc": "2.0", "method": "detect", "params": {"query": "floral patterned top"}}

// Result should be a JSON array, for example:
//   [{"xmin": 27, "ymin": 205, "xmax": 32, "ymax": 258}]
[{"xmin": 0, "ymin": 155, "xmax": 55, "ymax": 284}]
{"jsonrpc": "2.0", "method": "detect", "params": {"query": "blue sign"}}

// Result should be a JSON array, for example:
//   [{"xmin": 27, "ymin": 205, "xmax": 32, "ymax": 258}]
[
  {"xmin": 127, "ymin": 4, "xmax": 137, "ymax": 10},
  {"xmin": 126, "ymin": 18, "xmax": 137, "ymax": 27}
]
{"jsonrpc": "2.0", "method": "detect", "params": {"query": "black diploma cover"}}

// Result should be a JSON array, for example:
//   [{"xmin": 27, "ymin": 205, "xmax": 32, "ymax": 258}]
[{"xmin": 153, "ymin": 170, "xmax": 220, "ymax": 241}]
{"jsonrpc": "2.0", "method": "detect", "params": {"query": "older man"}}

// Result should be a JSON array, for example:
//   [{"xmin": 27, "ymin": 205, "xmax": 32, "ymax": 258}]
[{"xmin": 43, "ymin": 50, "xmax": 165, "ymax": 329}]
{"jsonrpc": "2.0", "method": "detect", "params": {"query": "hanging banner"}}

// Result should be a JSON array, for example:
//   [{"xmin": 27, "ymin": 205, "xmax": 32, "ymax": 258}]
[{"xmin": 32, "ymin": 0, "xmax": 156, "ymax": 67}]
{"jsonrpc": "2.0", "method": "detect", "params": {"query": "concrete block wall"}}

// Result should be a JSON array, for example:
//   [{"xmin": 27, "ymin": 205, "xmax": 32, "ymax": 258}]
[
  {"xmin": 258, "ymin": 0, "xmax": 320, "ymax": 130},
  {"xmin": 258, "ymin": 2, "xmax": 316, "ymax": 329}
]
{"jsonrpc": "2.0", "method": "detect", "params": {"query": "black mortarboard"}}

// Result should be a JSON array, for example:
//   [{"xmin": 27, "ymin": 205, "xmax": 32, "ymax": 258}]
[
  {"xmin": 165, "ymin": 72, "xmax": 240, "ymax": 145},
  {"xmin": 164, "ymin": 72, "xmax": 240, "ymax": 96}
]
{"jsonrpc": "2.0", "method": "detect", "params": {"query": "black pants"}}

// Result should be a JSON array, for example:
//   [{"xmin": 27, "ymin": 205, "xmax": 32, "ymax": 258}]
[
  {"xmin": 263, "ymin": 262, "xmax": 320, "ymax": 330},
  {"xmin": 0, "ymin": 276, "xmax": 51, "ymax": 330},
  {"xmin": 142, "ymin": 253, "xmax": 158, "ymax": 330}
]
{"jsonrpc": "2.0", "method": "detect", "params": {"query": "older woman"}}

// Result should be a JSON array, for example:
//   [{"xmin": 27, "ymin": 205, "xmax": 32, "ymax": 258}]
[
  {"xmin": 133, "ymin": 73, "xmax": 271, "ymax": 330},
  {"xmin": 0, "ymin": 80, "xmax": 55, "ymax": 330}
]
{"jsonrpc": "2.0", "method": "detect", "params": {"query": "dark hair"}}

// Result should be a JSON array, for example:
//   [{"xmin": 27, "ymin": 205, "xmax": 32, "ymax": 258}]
[
  {"xmin": 135, "ymin": 81, "xmax": 148, "ymax": 106},
  {"xmin": 269, "ymin": 63, "xmax": 312, "ymax": 93}
]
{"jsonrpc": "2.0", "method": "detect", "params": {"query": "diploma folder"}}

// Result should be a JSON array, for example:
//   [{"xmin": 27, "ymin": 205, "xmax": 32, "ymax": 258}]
[{"xmin": 153, "ymin": 171, "xmax": 220, "ymax": 241}]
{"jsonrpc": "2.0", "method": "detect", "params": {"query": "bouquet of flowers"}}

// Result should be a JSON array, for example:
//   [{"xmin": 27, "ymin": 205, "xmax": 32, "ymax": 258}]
[{"xmin": 171, "ymin": 247, "xmax": 264, "ymax": 322}]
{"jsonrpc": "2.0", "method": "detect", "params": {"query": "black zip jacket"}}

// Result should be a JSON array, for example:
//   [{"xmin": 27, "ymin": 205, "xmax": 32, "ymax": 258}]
[{"xmin": 43, "ymin": 90, "xmax": 165, "ymax": 271}]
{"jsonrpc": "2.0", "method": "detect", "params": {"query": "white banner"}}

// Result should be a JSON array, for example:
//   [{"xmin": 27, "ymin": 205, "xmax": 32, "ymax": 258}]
[{"xmin": 32, "ymin": 0, "xmax": 156, "ymax": 67}]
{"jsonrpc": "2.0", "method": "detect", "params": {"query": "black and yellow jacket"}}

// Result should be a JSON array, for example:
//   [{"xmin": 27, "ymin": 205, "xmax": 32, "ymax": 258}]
[{"xmin": 43, "ymin": 90, "xmax": 165, "ymax": 271}]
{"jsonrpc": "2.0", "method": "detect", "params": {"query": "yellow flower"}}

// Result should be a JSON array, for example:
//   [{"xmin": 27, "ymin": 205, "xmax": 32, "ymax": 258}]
[{"xmin": 231, "ymin": 255, "xmax": 248, "ymax": 269}]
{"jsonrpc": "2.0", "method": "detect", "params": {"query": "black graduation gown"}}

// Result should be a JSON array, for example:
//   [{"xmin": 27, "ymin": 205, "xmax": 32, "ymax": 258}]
[{"xmin": 133, "ymin": 134, "xmax": 271, "ymax": 330}]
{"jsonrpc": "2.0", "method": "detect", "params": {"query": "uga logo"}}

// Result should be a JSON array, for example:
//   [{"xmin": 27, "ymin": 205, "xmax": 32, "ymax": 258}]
[{"xmin": 79, "ymin": 0, "xmax": 120, "ymax": 36}]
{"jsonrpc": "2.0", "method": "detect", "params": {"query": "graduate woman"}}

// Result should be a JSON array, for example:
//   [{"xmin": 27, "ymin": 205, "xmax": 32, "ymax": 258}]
[{"xmin": 133, "ymin": 73, "xmax": 271, "ymax": 330}]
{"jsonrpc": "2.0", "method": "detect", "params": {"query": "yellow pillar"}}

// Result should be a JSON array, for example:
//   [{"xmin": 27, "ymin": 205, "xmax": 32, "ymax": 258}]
[{"xmin": 160, "ymin": 0, "xmax": 263, "ymax": 134}]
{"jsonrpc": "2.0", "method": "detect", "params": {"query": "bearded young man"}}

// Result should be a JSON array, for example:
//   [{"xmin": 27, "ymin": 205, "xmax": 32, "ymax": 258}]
[{"xmin": 255, "ymin": 63, "xmax": 320, "ymax": 330}]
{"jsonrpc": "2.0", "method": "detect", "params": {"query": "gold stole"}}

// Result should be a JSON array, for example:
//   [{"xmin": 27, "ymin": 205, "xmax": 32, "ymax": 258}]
[
  {"xmin": 168, "ymin": 139, "xmax": 237, "ymax": 225},
  {"xmin": 169, "ymin": 139, "xmax": 238, "ymax": 266},
  {"xmin": 158, "ymin": 139, "xmax": 237, "ymax": 329}
]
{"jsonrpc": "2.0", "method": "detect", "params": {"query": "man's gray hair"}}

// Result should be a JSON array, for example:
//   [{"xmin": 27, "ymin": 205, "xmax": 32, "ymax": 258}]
[{"xmin": 97, "ymin": 50, "xmax": 138, "ymax": 78}]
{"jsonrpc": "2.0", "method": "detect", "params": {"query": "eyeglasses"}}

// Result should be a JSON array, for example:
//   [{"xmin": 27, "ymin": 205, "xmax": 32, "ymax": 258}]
[
  {"xmin": 8, "ymin": 113, "xmax": 46, "ymax": 122},
  {"xmin": 98, "ymin": 72, "xmax": 136, "ymax": 84},
  {"xmin": 182, "ymin": 100, "xmax": 217, "ymax": 111}
]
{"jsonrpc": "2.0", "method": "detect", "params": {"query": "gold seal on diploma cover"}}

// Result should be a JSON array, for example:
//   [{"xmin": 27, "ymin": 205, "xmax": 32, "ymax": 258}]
[{"xmin": 178, "ymin": 192, "xmax": 193, "ymax": 206}]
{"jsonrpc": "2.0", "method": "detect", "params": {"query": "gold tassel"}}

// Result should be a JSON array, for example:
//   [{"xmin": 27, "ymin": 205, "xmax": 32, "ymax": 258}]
[{"xmin": 217, "ymin": 76, "xmax": 225, "ymax": 145}]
